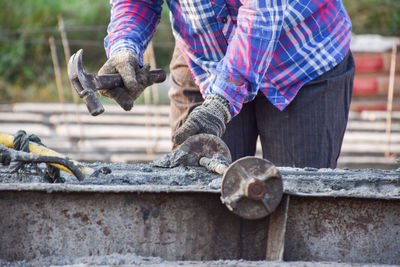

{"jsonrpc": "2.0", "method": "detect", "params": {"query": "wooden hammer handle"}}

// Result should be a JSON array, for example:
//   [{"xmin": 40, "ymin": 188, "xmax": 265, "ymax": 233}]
[{"xmin": 96, "ymin": 69, "xmax": 166, "ymax": 90}]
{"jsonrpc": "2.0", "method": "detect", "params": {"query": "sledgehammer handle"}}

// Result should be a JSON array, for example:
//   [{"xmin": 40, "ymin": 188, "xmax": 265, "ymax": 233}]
[{"xmin": 95, "ymin": 69, "xmax": 166, "ymax": 90}]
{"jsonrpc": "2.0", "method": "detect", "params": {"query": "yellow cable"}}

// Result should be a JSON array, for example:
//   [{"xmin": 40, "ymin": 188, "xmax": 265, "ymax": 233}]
[{"xmin": 0, "ymin": 132, "xmax": 93, "ymax": 177}]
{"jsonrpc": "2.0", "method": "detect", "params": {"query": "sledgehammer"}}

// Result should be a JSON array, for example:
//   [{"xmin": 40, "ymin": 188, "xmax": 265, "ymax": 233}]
[{"xmin": 68, "ymin": 49, "xmax": 166, "ymax": 116}]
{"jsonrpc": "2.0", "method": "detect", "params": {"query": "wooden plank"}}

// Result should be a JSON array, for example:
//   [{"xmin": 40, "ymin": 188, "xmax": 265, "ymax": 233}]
[
  {"xmin": 350, "ymin": 99, "xmax": 400, "ymax": 112},
  {"xmin": 50, "ymin": 151, "xmax": 166, "ymax": 164},
  {"xmin": 358, "ymin": 110, "xmax": 400, "ymax": 122},
  {"xmin": 49, "ymin": 114, "xmax": 169, "ymax": 126},
  {"xmin": 346, "ymin": 121, "xmax": 400, "ymax": 131},
  {"xmin": 343, "ymin": 132, "xmax": 400, "ymax": 143},
  {"xmin": 256, "ymin": 134, "xmax": 400, "ymax": 156},
  {"xmin": 80, "ymin": 139, "xmax": 171, "ymax": 153},
  {"xmin": 385, "ymin": 44, "xmax": 398, "ymax": 158},
  {"xmin": 36, "ymin": 140, "xmax": 75, "ymax": 153},
  {"xmin": 2, "ymin": 102, "xmax": 400, "ymax": 168},
  {"xmin": 266, "ymin": 194, "xmax": 290, "ymax": 261},
  {"xmin": 0, "ymin": 113, "xmax": 45, "ymax": 123},
  {"xmin": 7, "ymin": 103, "xmax": 170, "ymax": 115},
  {"xmin": 61, "ymin": 152, "xmax": 109, "ymax": 163},
  {"xmin": 341, "ymin": 143, "xmax": 400, "ymax": 153},
  {"xmin": 55, "ymin": 125, "xmax": 171, "ymax": 139},
  {"xmin": 21, "ymin": 138, "xmax": 171, "ymax": 156},
  {"xmin": 337, "ymin": 155, "xmax": 396, "ymax": 165},
  {"xmin": 110, "ymin": 153, "xmax": 164, "ymax": 163},
  {"xmin": 49, "ymin": 36, "xmax": 66, "ymax": 104},
  {"xmin": 0, "ymin": 124, "xmax": 53, "ymax": 137}
]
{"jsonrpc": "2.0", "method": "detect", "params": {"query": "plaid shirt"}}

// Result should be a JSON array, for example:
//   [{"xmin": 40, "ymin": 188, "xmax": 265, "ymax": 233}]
[{"xmin": 105, "ymin": 0, "xmax": 351, "ymax": 116}]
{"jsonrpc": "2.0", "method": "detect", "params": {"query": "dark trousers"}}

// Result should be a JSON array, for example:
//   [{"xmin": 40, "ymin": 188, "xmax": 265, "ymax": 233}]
[{"xmin": 169, "ymin": 46, "xmax": 355, "ymax": 168}]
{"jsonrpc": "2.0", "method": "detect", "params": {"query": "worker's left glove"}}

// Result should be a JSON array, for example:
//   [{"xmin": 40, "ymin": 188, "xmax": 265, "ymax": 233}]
[
  {"xmin": 172, "ymin": 94, "xmax": 231, "ymax": 146},
  {"xmin": 98, "ymin": 49, "xmax": 155, "ymax": 111}
]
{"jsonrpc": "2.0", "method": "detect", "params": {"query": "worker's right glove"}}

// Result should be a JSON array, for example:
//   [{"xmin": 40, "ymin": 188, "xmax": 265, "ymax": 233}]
[
  {"xmin": 172, "ymin": 94, "xmax": 231, "ymax": 146},
  {"xmin": 98, "ymin": 49, "xmax": 156, "ymax": 111}
]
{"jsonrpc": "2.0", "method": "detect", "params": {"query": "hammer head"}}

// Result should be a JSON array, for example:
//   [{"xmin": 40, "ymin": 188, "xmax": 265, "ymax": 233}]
[{"xmin": 68, "ymin": 49, "xmax": 105, "ymax": 116}]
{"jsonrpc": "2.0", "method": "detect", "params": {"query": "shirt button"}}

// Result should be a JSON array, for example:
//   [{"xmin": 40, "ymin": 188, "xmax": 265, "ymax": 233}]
[{"xmin": 221, "ymin": 17, "xmax": 227, "ymax": 24}]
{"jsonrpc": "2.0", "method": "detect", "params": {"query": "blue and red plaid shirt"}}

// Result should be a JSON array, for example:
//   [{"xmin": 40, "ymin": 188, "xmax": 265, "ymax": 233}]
[{"xmin": 105, "ymin": 0, "xmax": 351, "ymax": 117}]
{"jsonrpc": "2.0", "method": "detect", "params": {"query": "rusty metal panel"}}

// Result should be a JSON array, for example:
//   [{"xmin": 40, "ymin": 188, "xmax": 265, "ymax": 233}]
[
  {"xmin": 0, "ymin": 191, "xmax": 268, "ymax": 262},
  {"xmin": 1, "ymin": 164, "xmax": 400, "ymax": 265},
  {"xmin": 284, "ymin": 196, "xmax": 400, "ymax": 265}
]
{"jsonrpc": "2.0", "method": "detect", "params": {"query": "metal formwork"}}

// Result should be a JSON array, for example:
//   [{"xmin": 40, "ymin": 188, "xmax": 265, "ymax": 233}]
[{"xmin": 0, "ymin": 165, "xmax": 399, "ymax": 265}]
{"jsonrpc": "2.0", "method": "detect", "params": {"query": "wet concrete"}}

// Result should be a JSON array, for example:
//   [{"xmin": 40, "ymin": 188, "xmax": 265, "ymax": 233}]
[
  {"xmin": 0, "ymin": 162, "xmax": 398, "ymax": 199},
  {"xmin": 0, "ymin": 162, "xmax": 220, "ymax": 188}
]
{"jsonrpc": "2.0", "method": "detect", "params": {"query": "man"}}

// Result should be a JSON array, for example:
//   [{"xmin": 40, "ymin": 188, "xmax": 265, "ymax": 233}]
[{"xmin": 99, "ymin": 0, "xmax": 355, "ymax": 168}]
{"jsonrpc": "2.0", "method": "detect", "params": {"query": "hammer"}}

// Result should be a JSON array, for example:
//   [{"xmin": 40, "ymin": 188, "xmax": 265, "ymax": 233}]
[{"xmin": 68, "ymin": 49, "xmax": 166, "ymax": 116}]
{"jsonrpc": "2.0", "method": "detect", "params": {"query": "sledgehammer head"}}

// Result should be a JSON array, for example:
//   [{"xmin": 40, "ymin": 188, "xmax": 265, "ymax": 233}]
[{"xmin": 68, "ymin": 49, "xmax": 105, "ymax": 116}]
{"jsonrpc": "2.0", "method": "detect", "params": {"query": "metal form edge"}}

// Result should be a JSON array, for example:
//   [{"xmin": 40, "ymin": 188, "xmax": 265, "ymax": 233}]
[{"xmin": 0, "ymin": 167, "xmax": 399, "ymax": 199}]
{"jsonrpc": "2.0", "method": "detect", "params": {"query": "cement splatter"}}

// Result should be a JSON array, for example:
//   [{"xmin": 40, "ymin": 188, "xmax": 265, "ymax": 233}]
[
  {"xmin": 0, "ymin": 161, "xmax": 399, "ymax": 199},
  {"xmin": 0, "ymin": 161, "xmax": 221, "ymax": 188},
  {"xmin": 152, "ymin": 148, "xmax": 197, "ymax": 168}
]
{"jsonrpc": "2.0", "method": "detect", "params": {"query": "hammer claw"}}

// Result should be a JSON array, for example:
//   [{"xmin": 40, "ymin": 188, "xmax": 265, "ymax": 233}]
[
  {"xmin": 68, "ymin": 49, "xmax": 106, "ymax": 115},
  {"xmin": 68, "ymin": 49, "xmax": 166, "ymax": 116}
]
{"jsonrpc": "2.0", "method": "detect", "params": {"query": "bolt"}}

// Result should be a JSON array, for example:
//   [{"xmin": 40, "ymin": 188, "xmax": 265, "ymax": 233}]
[{"xmin": 246, "ymin": 180, "xmax": 267, "ymax": 200}]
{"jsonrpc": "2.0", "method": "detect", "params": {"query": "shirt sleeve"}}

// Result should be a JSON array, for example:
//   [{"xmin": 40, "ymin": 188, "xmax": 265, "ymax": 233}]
[
  {"xmin": 206, "ymin": 0, "xmax": 287, "ymax": 116},
  {"xmin": 104, "ymin": 0, "xmax": 163, "ymax": 66}
]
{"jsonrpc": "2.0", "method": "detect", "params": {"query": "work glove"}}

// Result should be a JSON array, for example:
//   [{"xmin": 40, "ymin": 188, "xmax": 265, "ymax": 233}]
[
  {"xmin": 98, "ymin": 49, "xmax": 155, "ymax": 111},
  {"xmin": 172, "ymin": 94, "xmax": 231, "ymax": 146}
]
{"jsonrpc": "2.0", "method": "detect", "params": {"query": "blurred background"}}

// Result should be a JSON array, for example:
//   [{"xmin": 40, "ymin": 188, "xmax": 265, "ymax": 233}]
[{"xmin": 0, "ymin": 0, "xmax": 399, "ymax": 169}]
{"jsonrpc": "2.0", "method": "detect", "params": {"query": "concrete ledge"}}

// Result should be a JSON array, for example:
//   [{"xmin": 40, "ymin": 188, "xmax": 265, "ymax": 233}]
[{"xmin": 1, "ymin": 165, "xmax": 398, "ymax": 199}]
